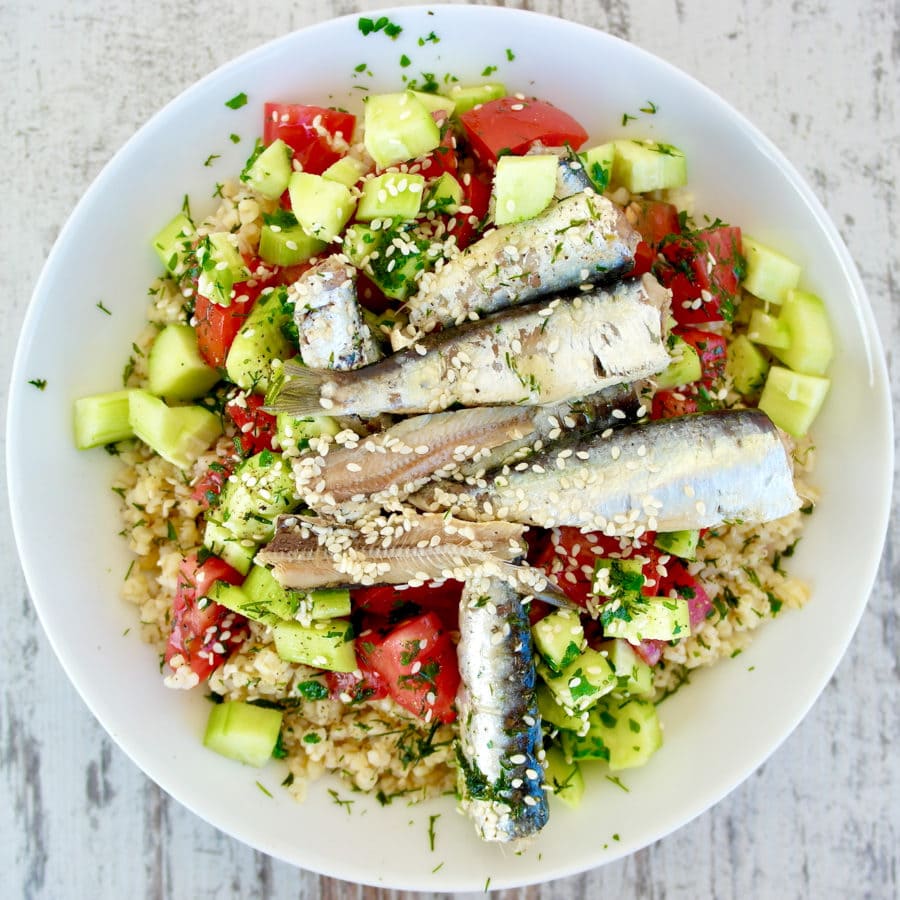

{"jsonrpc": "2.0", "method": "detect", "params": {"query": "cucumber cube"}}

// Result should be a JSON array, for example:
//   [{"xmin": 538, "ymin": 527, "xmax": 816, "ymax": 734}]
[
  {"xmin": 410, "ymin": 90, "xmax": 456, "ymax": 117},
  {"xmin": 152, "ymin": 212, "xmax": 194, "ymax": 274},
  {"xmin": 727, "ymin": 333, "xmax": 770, "ymax": 395},
  {"xmin": 259, "ymin": 211, "xmax": 327, "ymax": 267},
  {"xmin": 540, "ymin": 648, "xmax": 617, "ymax": 713},
  {"xmin": 343, "ymin": 223, "xmax": 383, "ymax": 267},
  {"xmin": 493, "ymin": 154, "xmax": 557, "ymax": 225},
  {"xmin": 536, "ymin": 683, "xmax": 588, "ymax": 732},
  {"xmin": 147, "ymin": 324, "xmax": 220, "ymax": 400},
  {"xmin": 580, "ymin": 142, "xmax": 615, "ymax": 193},
  {"xmin": 275, "ymin": 412, "xmax": 341, "ymax": 452},
  {"xmin": 424, "ymin": 172, "xmax": 464, "ymax": 215},
  {"xmin": 242, "ymin": 139, "xmax": 293, "ymax": 199},
  {"xmin": 203, "ymin": 519, "xmax": 255, "ymax": 576},
  {"xmin": 600, "ymin": 639, "xmax": 654, "ymax": 698},
  {"xmin": 591, "ymin": 557, "xmax": 645, "ymax": 601},
  {"xmin": 748, "ymin": 308, "xmax": 790, "ymax": 349},
  {"xmin": 653, "ymin": 529, "xmax": 700, "ymax": 561},
  {"xmin": 741, "ymin": 236, "xmax": 801, "ymax": 304},
  {"xmin": 532, "ymin": 608, "xmax": 586, "ymax": 674},
  {"xmin": 128, "ymin": 390, "xmax": 222, "ymax": 469},
  {"xmin": 587, "ymin": 697, "xmax": 662, "ymax": 771},
  {"xmin": 288, "ymin": 172, "xmax": 355, "ymax": 242},
  {"xmin": 211, "ymin": 580, "xmax": 289, "ymax": 626},
  {"xmin": 203, "ymin": 700, "xmax": 283, "ymax": 768},
  {"xmin": 356, "ymin": 172, "xmax": 426, "ymax": 221},
  {"xmin": 74, "ymin": 389, "xmax": 136, "ymax": 449},
  {"xmin": 196, "ymin": 233, "xmax": 251, "ymax": 307},
  {"xmin": 225, "ymin": 288, "xmax": 294, "ymax": 394},
  {"xmin": 543, "ymin": 745, "xmax": 584, "ymax": 808},
  {"xmin": 272, "ymin": 619, "xmax": 356, "ymax": 672},
  {"xmin": 216, "ymin": 451, "xmax": 298, "ymax": 542},
  {"xmin": 322, "ymin": 156, "xmax": 368, "ymax": 188},
  {"xmin": 758, "ymin": 365, "xmax": 830, "ymax": 437},
  {"xmin": 770, "ymin": 289, "xmax": 834, "ymax": 376},
  {"xmin": 242, "ymin": 564, "xmax": 301, "ymax": 621},
  {"xmin": 604, "ymin": 596, "xmax": 691, "ymax": 642},
  {"xmin": 612, "ymin": 140, "xmax": 687, "ymax": 193},
  {"xmin": 363, "ymin": 92, "xmax": 441, "ymax": 169},
  {"xmin": 444, "ymin": 82, "xmax": 506, "ymax": 114},
  {"xmin": 655, "ymin": 335, "xmax": 702, "ymax": 389},
  {"xmin": 299, "ymin": 588, "xmax": 352, "ymax": 621}
]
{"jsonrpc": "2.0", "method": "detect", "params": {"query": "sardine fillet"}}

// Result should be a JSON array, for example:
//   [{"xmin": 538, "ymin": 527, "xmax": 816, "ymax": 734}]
[{"xmin": 411, "ymin": 409, "xmax": 801, "ymax": 533}]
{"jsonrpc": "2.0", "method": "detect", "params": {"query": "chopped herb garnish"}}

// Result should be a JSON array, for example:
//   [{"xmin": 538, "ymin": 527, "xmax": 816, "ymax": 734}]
[
  {"xmin": 358, "ymin": 16, "xmax": 403, "ymax": 39},
  {"xmin": 96, "ymin": 300, "xmax": 112, "ymax": 315},
  {"xmin": 255, "ymin": 781, "xmax": 273, "ymax": 798},
  {"xmin": 281, "ymin": 772, "xmax": 295, "ymax": 787},
  {"xmin": 124, "ymin": 559, "xmax": 135, "ymax": 581},
  {"xmin": 272, "ymin": 733, "xmax": 288, "ymax": 759},
  {"xmin": 225, "ymin": 92, "xmax": 248, "ymax": 109},
  {"xmin": 166, "ymin": 521, "xmax": 177, "ymax": 542},
  {"xmin": 639, "ymin": 100, "xmax": 659, "ymax": 114},
  {"xmin": 354, "ymin": 62, "xmax": 367, "ymax": 73},
  {"xmin": 327, "ymin": 788, "xmax": 354, "ymax": 813},
  {"xmin": 418, "ymin": 31, "xmax": 439, "ymax": 45},
  {"xmin": 622, "ymin": 112, "xmax": 637, "ymax": 125},
  {"xmin": 506, "ymin": 48, "xmax": 515, "ymax": 61},
  {"xmin": 27, "ymin": 378, "xmax": 47, "ymax": 391},
  {"xmin": 400, "ymin": 54, "xmax": 411, "ymax": 68},
  {"xmin": 605, "ymin": 774, "xmax": 630, "ymax": 792},
  {"xmin": 427, "ymin": 813, "xmax": 440, "ymax": 851},
  {"xmin": 204, "ymin": 153, "xmax": 220, "ymax": 167},
  {"xmin": 229, "ymin": 133, "xmax": 241, "ymax": 144},
  {"xmin": 213, "ymin": 182, "xmax": 225, "ymax": 198},
  {"xmin": 482, "ymin": 65, "xmax": 497, "ymax": 77}
]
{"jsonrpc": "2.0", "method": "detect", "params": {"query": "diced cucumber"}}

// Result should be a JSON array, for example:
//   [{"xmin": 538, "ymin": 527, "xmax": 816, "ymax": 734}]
[
  {"xmin": 741, "ymin": 236, "xmax": 801, "ymax": 304},
  {"xmin": 536, "ymin": 683, "xmax": 587, "ymax": 732},
  {"xmin": 363, "ymin": 92, "xmax": 441, "ymax": 168},
  {"xmin": 748, "ymin": 309, "xmax": 790, "ymax": 350},
  {"xmin": 543, "ymin": 745, "xmax": 584, "ymax": 808},
  {"xmin": 424, "ymin": 172, "xmax": 464, "ymax": 215},
  {"xmin": 128, "ymin": 390, "xmax": 222, "ymax": 469},
  {"xmin": 298, "ymin": 588, "xmax": 352, "ymax": 621},
  {"xmin": 591, "ymin": 557, "xmax": 645, "ymax": 601},
  {"xmin": 74, "ymin": 389, "xmax": 136, "ymax": 449},
  {"xmin": 540, "ymin": 648, "xmax": 616, "ymax": 713},
  {"xmin": 758, "ymin": 365, "xmax": 830, "ymax": 437},
  {"xmin": 288, "ymin": 172, "xmax": 355, "ymax": 242},
  {"xmin": 242, "ymin": 139, "xmax": 293, "ymax": 199},
  {"xmin": 600, "ymin": 639, "xmax": 654, "ymax": 698},
  {"xmin": 224, "ymin": 288, "xmax": 294, "ymax": 394},
  {"xmin": 152, "ymin": 212, "xmax": 194, "ymax": 275},
  {"xmin": 579, "ymin": 142, "xmax": 615, "ymax": 193},
  {"xmin": 322, "ymin": 156, "xmax": 368, "ymax": 188},
  {"xmin": 612, "ymin": 140, "xmax": 687, "ymax": 193},
  {"xmin": 343, "ymin": 223, "xmax": 383, "ymax": 267},
  {"xmin": 211, "ymin": 580, "xmax": 287, "ymax": 626},
  {"xmin": 203, "ymin": 519, "xmax": 255, "ymax": 576},
  {"xmin": 603, "ymin": 596, "xmax": 691, "ymax": 642},
  {"xmin": 147, "ymin": 324, "xmax": 220, "ymax": 400},
  {"xmin": 259, "ymin": 210, "xmax": 327, "ymax": 268},
  {"xmin": 410, "ymin": 90, "xmax": 456, "ymax": 117},
  {"xmin": 492, "ymin": 154, "xmax": 558, "ymax": 225},
  {"xmin": 344, "ymin": 222, "xmax": 433, "ymax": 300},
  {"xmin": 654, "ymin": 529, "xmax": 700, "ymax": 561},
  {"xmin": 242, "ymin": 564, "xmax": 301, "ymax": 621},
  {"xmin": 727, "ymin": 333, "xmax": 770, "ymax": 395},
  {"xmin": 532, "ymin": 608, "xmax": 585, "ymax": 674},
  {"xmin": 216, "ymin": 450, "xmax": 298, "ymax": 542},
  {"xmin": 275, "ymin": 412, "xmax": 341, "ymax": 452},
  {"xmin": 203, "ymin": 700, "xmax": 283, "ymax": 768},
  {"xmin": 272, "ymin": 619, "xmax": 356, "ymax": 672},
  {"xmin": 770, "ymin": 289, "xmax": 834, "ymax": 376},
  {"xmin": 443, "ymin": 82, "xmax": 506, "ymax": 114},
  {"xmin": 578, "ymin": 697, "xmax": 662, "ymax": 771},
  {"xmin": 655, "ymin": 335, "xmax": 702, "ymax": 389},
  {"xmin": 356, "ymin": 172, "xmax": 426, "ymax": 221},
  {"xmin": 196, "ymin": 233, "xmax": 251, "ymax": 308}
]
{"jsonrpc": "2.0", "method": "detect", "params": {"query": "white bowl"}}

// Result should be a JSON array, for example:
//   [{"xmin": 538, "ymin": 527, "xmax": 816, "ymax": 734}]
[{"xmin": 7, "ymin": 4, "xmax": 893, "ymax": 891}]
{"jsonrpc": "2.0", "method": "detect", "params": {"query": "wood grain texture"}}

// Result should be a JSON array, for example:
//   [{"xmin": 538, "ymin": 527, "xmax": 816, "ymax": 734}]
[{"xmin": 1, "ymin": 0, "xmax": 897, "ymax": 898}]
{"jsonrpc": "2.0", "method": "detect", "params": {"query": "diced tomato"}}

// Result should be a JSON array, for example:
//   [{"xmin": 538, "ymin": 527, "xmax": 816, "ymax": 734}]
[
  {"xmin": 417, "ymin": 126, "xmax": 459, "ymax": 179},
  {"xmin": 263, "ymin": 104, "xmax": 356, "ymax": 176},
  {"xmin": 650, "ymin": 388, "xmax": 699, "ymax": 420},
  {"xmin": 165, "ymin": 554, "xmax": 248, "ymax": 682},
  {"xmin": 194, "ymin": 291, "xmax": 256, "ymax": 369},
  {"xmin": 352, "ymin": 581, "xmax": 463, "ymax": 633},
  {"xmin": 325, "ymin": 668, "xmax": 390, "ymax": 704},
  {"xmin": 631, "ymin": 200, "xmax": 681, "ymax": 245},
  {"xmin": 674, "ymin": 327, "xmax": 728, "ymax": 386},
  {"xmin": 225, "ymin": 392, "xmax": 277, "ymax": 455},
  {"xmin": 655, "ymin": 226, "xmax": 744, "ymax": 325},
  {"xmin": 460, "ymin": 97, "xmax": 589, "ymax": 164},
  {"xmin": 629, "ymin": 241, "xmax": 656, "ymax": 278},
  {"xmin": 191, "ymin": 463, "xmax": 232, "ymax": 511},
  {"xmin": 659, "ymin": 558, "xmax": 713, "ymax": 629},
  {"xmin": 449, "ymin": 171, "xmax": 492, "ymax": 250},
  {"xmin": 357, "ymin": 612, "xmax": 460, "ymax": 723}
]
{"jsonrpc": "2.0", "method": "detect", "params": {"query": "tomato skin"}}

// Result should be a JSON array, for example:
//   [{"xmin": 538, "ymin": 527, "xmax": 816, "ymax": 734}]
[
  {"xmin": 631, "ymin": 200, "xmax": 681, "ymax": 245},
  {"xmin": 263, "ymin": 104, "xmax": 356, "ymax": 175},
  {"xmin": 165, "ymin": 554, "xmax": 248, "ymax": 682},
  {"xmin": 417, "ymin": 126, "xmax": 459, "ymax": 179},
  {"xmin": 651, "ymin": 389, "xmax": 699, "ymax": 420},
  {"xmin": 460, "ymin": 97, "xmax": 589, "ymax": 164},
  {"xmin": 449, "ymin": 172, "xmax": 492, "ymax": 250},
  {"xmin": 191, "ymin": 463, "xmax": 232, "ymax": 511},
  {"xmin": 225, "ymin": 393, "xmax": 277, "ymax": 455},
  {"xmin": 195, "ymin": 291, "xmax": 257, "ymax": 369},
  {"xmin": 675, "ymin": 327, "xmax": 728, "ymax": 386},
  {"xmin": 656, "ymin": 226, "xmax": 744, "ymax": 325},
  {"xmin": 352, "ymin": 581, "xmax": 463, "ymax": 633},
  {"xmin": 358, "ymin": 612, "xmax": 460, "ymax": 723},
  {"xmin": 629, "ymin": 241, "xmax": 656, "ymax": 278}
]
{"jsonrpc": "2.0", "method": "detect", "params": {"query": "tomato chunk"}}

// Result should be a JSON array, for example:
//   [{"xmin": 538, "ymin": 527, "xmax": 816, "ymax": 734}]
[
  {"xmin": 263, "ymin": 104, "xmax": 355, "ymax": 175},
  {"xmin": 651, "ymin": 389, "xmax": 699, "ymax": 420},
  {"xmin": 195, "ymin": 291, "xmax": 256, "ymax": 369},
  {"xmin": 191, "ymin": 462, "xmax": 232, "ymax": 511},
  {"xmin": 460, "ymin": 97, "xmax": 588, "ymax": 164},
  {"xmin": 225, "ymin": 392, "xmax": 277, "ymax": 455},
  {"xmin": 449, "ymin": 171, "xmax": 491, "ymax": 250},
  {"xmin": 629, "ymin": 241, "xmax": 656, "ymax": 278},
  {"xmin": 165, "ymin": 554, "xmax": 248, "ymax": 682},
  {"xmin": 352, "ymin": 581, "xmax": 463, "ymax": 633},
  {"xmin": 417, "ymin": 125, "xmax": 459, "ymax": 179},
  {"xmin": 358, "ymin": 612, "xmax": 460, "ymax": 723},
  {"xmin": 631, "ymin": 200, "xmax": 681, "ymax": 245},
  {"xmin": 325, "ymin": 668, "xmax": 390, "ymax": 704},
  {"xmin": 656, "ymin": 226, "xmax": 744, "ymax": 325}
]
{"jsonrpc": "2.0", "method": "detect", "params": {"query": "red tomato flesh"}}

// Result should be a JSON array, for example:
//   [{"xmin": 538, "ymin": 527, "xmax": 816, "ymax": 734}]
[
  {"xmin": 225, "ymin": 392, "xmax": 277, "ymax": 455},
  {"xmin": 674, "ymin": 327, "xmax": 728, "ymax": 386},
  {"xmin": 459, "ymin": 97, "xmax": 589, "ymax": 164},
  {"xmin": 631, "ymin": 200, "xmax": 681, "ymax": 245},
  {"xmin": 191, "ymin": 463, "xmax": 232, "ymax": 511},
  {"xmin": 263, "ymin": 104, "xmax": 356, "ymax": 175}
]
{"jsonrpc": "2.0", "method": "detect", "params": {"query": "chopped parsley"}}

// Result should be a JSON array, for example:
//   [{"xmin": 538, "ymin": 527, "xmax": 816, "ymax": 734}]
[
  {"xmin": 229, "ymin": 133, "xmax": 241, "ymax": 144},
  {"xmin": 506, "ymin": 48, "xmax": 515, "ymax": 61},
  {"xmin": 481, "ymin": 64, "xmax": 497, "ymax": 77},
  {"xmin": 622, "ymin": 112, "xmax": 637, "ymax": 125},
  {"xmin": 27, "ymin": 378, "xmax": 47, "ymax": 391},
  {"xmin": 400, "ymin": 53, "xmax": 411, "ymax": 68},
  {"xmin": 225, "ymin": 92, "xmax": 248, "ymax": 109},
  {"xmin": 327, "ymin": 788, "xmax": 355, "ymax": 813},
  {"xmin": 639, "ymin": 100, "xmax": 659, "ymax": 114},
  {"xmin": 418, "ymin": 31, "xmax": 439, "ymax": 45},
  {"xmin": 358, "ymin": 16, "xmax": 403, "ymax": 39},
  {"xmin": 427, "ymin": 813, "xmax": 440, "ymax": 851},
  {"xmin": 605, "ymin": 774, "xmax": 630, "ymax": 792},
  {"xmin": 255, "ymin": 781, "xmax": 273, "ymax": 798},
  {"xmin": 204, "ymin": 153, "xmax": 220, "ymax": 167}
]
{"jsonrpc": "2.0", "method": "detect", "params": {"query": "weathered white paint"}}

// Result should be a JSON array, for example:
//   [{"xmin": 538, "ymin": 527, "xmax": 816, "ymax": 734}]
[{"xmin": 1, "ymin": 0, "xmax": 897, "ymax": 897}]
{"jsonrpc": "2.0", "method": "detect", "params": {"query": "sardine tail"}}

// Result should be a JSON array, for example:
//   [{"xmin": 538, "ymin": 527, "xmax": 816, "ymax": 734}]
[{"xmin": 267, "ymin": 360, "xmax": 330, "ymax": 417}]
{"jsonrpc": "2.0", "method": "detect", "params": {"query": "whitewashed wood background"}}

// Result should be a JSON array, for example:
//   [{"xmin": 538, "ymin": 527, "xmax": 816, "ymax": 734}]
[{"xmin": 2, "ymin": 0, "xmax": 897, "ymax": 897}]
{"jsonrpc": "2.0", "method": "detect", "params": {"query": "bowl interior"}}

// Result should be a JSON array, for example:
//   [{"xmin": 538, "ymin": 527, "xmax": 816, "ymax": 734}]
[{"xmin": 8, "ymin": 5, "xmax": 892, "ymax": 891}]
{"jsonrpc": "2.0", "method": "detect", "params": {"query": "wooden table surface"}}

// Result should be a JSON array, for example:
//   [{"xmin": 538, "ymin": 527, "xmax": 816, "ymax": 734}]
[{"xmin": 2, "ymin": 1, "xmax": 897, "ymax": 897}]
